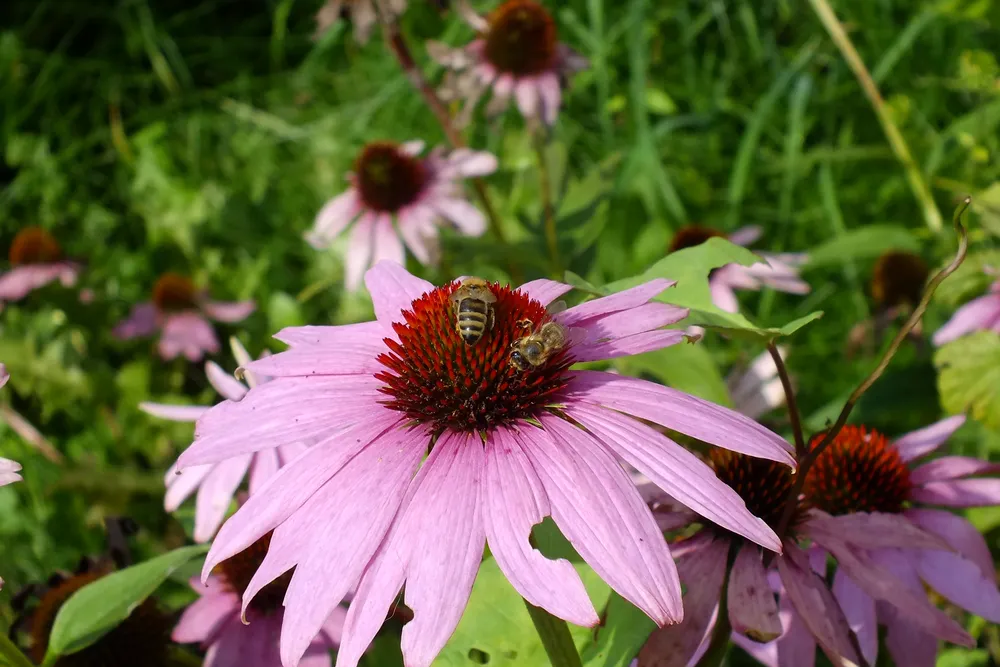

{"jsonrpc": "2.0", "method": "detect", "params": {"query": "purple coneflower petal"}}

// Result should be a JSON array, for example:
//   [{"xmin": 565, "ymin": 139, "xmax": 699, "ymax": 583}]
[
  {"xmin": 638, "ymin": 533, "xmax": 726, "ymax": 666},
  {"xmin": 433, "ymin": 197, "xmax": 487, "ymax": 236},
  {"xmin": 728, "ymin": 544, "xmax": 782, "ymax": 641},
  {"xmin": 113, "ymin": 302, "xmax": 160, "ymax": 339},
  {"xmin": 728, "ymin": 225, "xmax": 764, "ymax": 247},
  {"xmin": 536, "ymin": 72, "xmax": 561, "ymax": 125},
  {"xmin": 140, "ymin": 403, "xmax": 210, "ymax": 422},
  {"xmin": 206, "ymin": 361, "xmax": 248, "ymax": 402},
  {"xmin": 516, "ymin": 278, "xmax": 573, "ymax": 307},
  {"xmin": 248, "ymin": 449, "xmax": 280, "ymax": 494},
  {"xmin": 884, "ymin": 613, "xmax": 936, "ymax": 667},
  {"xmin": 910, "ymin": 455, "xmax": 1000, "ymax": 483},
  {"xmin": 483, "ymin": 428, "xmax": 598, "ymax": 626},
  {"xmin": 0, "ymin": 364, "xmax": 7, "ymax": 387},
  {"xmin": 202, "ymin": 300, "xmax": 256, "ymax": 323},
  {"xmin": 0, "ymin": 263, "xmax": 78, "ymax": 301},
  {"xmin": 364, "ymin": 260, "xmax": 434, "ymax": 329},
  {"xmin": 573, "ymin": 330, "xmax": 688, "ymax": 363},
  {"xmin": 893, "ymin": 414, "xmax": 966, "ymax": 462},
  {"xmin": 565, "ymin": 370, "xmax": 795, "ymax": 466},
  {"xmin": 803, "ymin": 510, "xmax": 949, "ymax": 551},
  {"xmin": 729, "ymin": 633, "xmax": 779, "ymax": 667},
  {"xmin": 914, "ymin": 549, "xmax": 1000, "ymax": 621},
  {"xmin": 194, "ymin": 455, "xmax": 252, "ymax": 543},
  {"xmin": 245, "ymin": 339, "xmax": 386, "ymax": 378},
  {"xmin": 911, "ymin": 478, "xmax": 1000, "ymax": 507},
  {"xmin": 709, "ymin": 277, "xmax": 740, "ymax": 313},
  {"xmin": 559, "ymin": 280, "xmax": 673, "ymax": 324},
  {"xmin": 160, "ymin": 312, "xmax": 220, "ymax": 361},
  {"xmin": 570, "ymin": 303, "xmax": 688, "ymax": 348},
  {"xmin": 165, "ymin": 464, "xmax": 213, "ymax": 511},
  {"xmin": 345, "ymin": 214, "xmax": 375, "ymax": 292},
  {"xmin": 775, "ymin": 543, "xmax": 859, "ymax": 665},
  {"xmin": 905, "ymin": 508, "xmax": 995, "ymax": 581},
  {"xmin": 272, "ymin": 321, "xmax": 389, "ymax": 352},
  {"xmin": 532, "ymin": 415, "xmax": 682, "ymax": 625},
  {"xmin": 441, "ymin": 148, "xmax": 498, "ymax": 178},
  {"xmin": 310, "ymin": 191, "xmax": 361, "ymax": 248},
  {"xmin": 172, "ymin": 579, "xmax": 237, "ymax": 643},
  {"xmin": 775, "ymin": 600, "xmax": 816, "ymax": 667},
  {"xmin": 0, "ymin": 458, "xmax": 23, "ymax": 486},
  {"xmin": 401, "ymin": 140, "xmax": 425, "ymax": 156},
  {"xmin": 567, "ymin": 403, "xmax": 780, "ymax": 551},
  {"xmin": 932, "ymin": 293, "xmax": 1000, "ymax": 345},
  {"xmin": 397, "ymin": 207, "xmax": 436, "ymax": 265},
  {"xmin": 831, "ymin": 568, "xmax": 877, "ymax": 665},
  {"xmin": 515, "ymin": 79, "xmax": 539, "ymax": 118},
  {"xmin": 371, "ymin": 215, "xmax": 405, "ymax": 269}
]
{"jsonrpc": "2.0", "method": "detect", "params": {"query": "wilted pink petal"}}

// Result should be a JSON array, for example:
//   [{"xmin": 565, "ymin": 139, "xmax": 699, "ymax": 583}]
[{"xmin": 728, "ymin": 543, "xmax": 782, "ymax": 642}]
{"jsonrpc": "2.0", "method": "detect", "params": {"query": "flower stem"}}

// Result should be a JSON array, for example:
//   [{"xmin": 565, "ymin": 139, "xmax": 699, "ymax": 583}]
[
  {"xmin": 0, "ymin": 632, "xmax": 35, "ymax": 667},
  {"xmin": 767, "ymin": 343, "xmax": 805, "ymax": 457},
  {"xmin": 807, "ymin": 0, "xmax": 943, "ymax": 233},
  {"xmin": 532, "ymin": 127, "xmax": 562, "ymax": 277},
  {"xmin": 523, "ymin": 599, "xmax": 583, "ymax": 667},
  {"xmin": 774, "ymin": 197, "xmax": 971, "ymax": 540}
]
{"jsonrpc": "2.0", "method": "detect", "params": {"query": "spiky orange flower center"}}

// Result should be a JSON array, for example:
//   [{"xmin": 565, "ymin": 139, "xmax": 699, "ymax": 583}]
[
  {"xmin": 871, "ymin": 251, "xmax": 928, "ymax": 309},
  {"xmin": 710, "ymin": 449, "xmax": 805, "ymax": 534},
  {"xmin": 804, "ymin": 425, "xmax": 913, "ymax": 515},
  {"xmin": 484, "ymin": 0, "xmax": 557, "ymax": 77},
  {"xmin": 354, "ymin": 142, "xmax": 428, "ymax": 213},
  {"xmin": 152, "ymin": 272, "xmax": 198, "ymax": 312},
  {"xmin": 215, "ymin": 532, "xmax": 291, "ymax": 616},
  {"xmin": 28, "ymin": 571, "xmax": 172, "ymax": 667},
  {"xmin": 376, "ymin": 281, "xmax": 572, "ymax": 433},
  {"xmin": 9, "ymin": 227, "xmax": 62, "ymax": 265},
  {"xmin": 668, "ymin": 225, "xmax": 725, "ymax": 254}
]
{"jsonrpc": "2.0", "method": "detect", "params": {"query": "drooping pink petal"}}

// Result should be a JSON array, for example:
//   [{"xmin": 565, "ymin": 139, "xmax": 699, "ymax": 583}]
[
  {"xmin": 482, "ymin": 427, "xmax": 598, "ymax": 627},
  {"xmin": 202, "ymin": 300, "xmax": 256, "ymax": 323},
  {"xmin": 709, "ymin": 277, "xmax": 740, "ymax": 313},
  {"xmin": 140, "ymin": 402, "xmax": 210, "ymax": 422},
  {"xmin": 248, "ymin": 448, "xmax": 280, "ymax": 495},
  {"xmin": 530, "ymin": 415, "xmax": 682, "ymax": 625},
  {"xmin": 730, "ymin": 633, "xmax": 779, "ymax": 667},
  {"xmin": 370, "ymin": 214, "xmax": 405, "ymax": 270},
  {"xmin": 160, "ymin": 312, "xmax": 220, "ymax": 361},
  {"xmin": 905, "ymin": 508, "xmax": 995, "ymax": 581},
  {"xmin": 559, "ymin": 280, "xmax": 674, "ymax": 325},
  {"xmin": 728, "ymin": 543, "xmax": 782, "ymax": 642},
  {"xmin": 775, "ymin": 543, "xmax": 859, "ymax": 666},
  {"xmin": 910, "ymin": 456, "xmax": 1000, "ymax": 483},
  {"xmin": 567, "ymin": 403, "xmax": 780, "ymax": 551},
  {"xmin": 308, "ymin": 190, "xmax": 361, "ymax": 248},
  {"xmin": 440, "ymin": 148, "xmax": 498, "ymax": 178},
  {"xmin": 727, "ymin": 226, "xmax": 764, "ymax": 247},
  {"xmin": 194, "ymin": 454, "xmax": 252, "ymax": 543},
  {"xmin": 173, "ymin": 579, "xmax": 238, "ymax": 643},
  {"xmin": 165, "ymin": 463, "xmax": 213, "ymax": 512},
  {"xmin": 803, "ymin": 510, "xmax": 949, "ymax": 551},
  {"xmin": 200, "ymin": 412, "xmax": 406, "ymax": 577},
  {"xmin": 515, "ymin": 78, "xmax": 539, "ymax": 117},
  {"xmin": 913, "ymin": 549, "xmax": 1000, "ymax": 621},
  {"xmin": 637, "ymin": 533, "xmax": 726, "ymax": 667},
  {"xmin": 363, "ymin": 260, "xmax": 434, "ymax": 329},
  {"xmin": 206, "ymin": 361, "xmax": 248, "ymax": 402},
  {"xmin": 883, "ymin": 612, "xmax": 936, "ymax": 667},
  {"xmin": 0, "ymin": 365, "xmax": 7, "ymax": 388},
  {"xmin": 274, "ymin": 429, "xmax": 426, "ymax": 667},
  {"xmin": 727, "ymin": 349, "xmax": 786, "ymax": 419},
  {"xmin": 932, "ymin": 293, "xmax": 1000, "ymax": 345},
  {"xmin": 432, "ymin": 197, "xmax": 487, "ymax": 236},
  {"xmin": 113, "ymin": 302, "xmax": 160, "ymax": 339},
  {"xmin": 517, "ymin": 279, "xmax": 573, "ymax": 307},
  {"xmin": 536, "ymin": 72, "xmax": 561, "ymax": 125},
  {"xmin": 207, "ymin": 613, "xmax": 281, "ymax": 667},
  {"xmin": 345, "ymin": 213, "xmax": 376, "ymax": 292},
  {"xmin": 397, "ymin": 207, "xmax": 436, "ymax": 265},
  {"xmin": 564, "ymin": 370, "xmax": 795, "ymax": 466},
  {"xmin": 911, "ymin": 478, "xmax": 1000, "ymax": 506},
  {"xmin": 893, "ymin": 415, "xmax": 966, "ymax": 462},
  {"xmin": 0, "ymin": 458, "xmax": 22, "ymax": 486},
  {"xmin": 831, "ymin": 567, "xmax": 877, "ymax": 666}
]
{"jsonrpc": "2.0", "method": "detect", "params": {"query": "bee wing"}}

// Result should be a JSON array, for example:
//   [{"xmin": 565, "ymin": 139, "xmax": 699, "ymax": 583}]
[{"xmin": 547, "ymin": 300, "xmax": 568, "ymax": 316}]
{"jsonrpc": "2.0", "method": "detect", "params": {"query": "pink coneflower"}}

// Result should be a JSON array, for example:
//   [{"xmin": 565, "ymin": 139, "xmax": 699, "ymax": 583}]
[
  {"xmin": 428, "ymin": 0, "xmax": 588, "ymax": 125},
  {"xmin": 307, "ymin": 141, "xmax": 497, "ymax": 291},
  {"xmin": 141, "ymin": 340, "xmax": 291, "ymax": 542},
  {"xmin": 177, "ymin": 261, "xmax": 794, "ymax": 667},
  {"xmin": 933, "ymin": 269, "xmax": 1000, "ymax": 345},
  {"xmin": 0, "ymin": 227, "xmax": 80, "ymax": 305},
  {"xmin": 668, "ymin": 225, "xmax": 810, "ymax": 314},
  {"xmin": 313, "ymin": 0, "xmax": 406, "ymax": 44},
  {"xmin": 174, "ymin": 532, "xmax": 345, "ymax": 667},
  {"xmin": 113, "ymin": 273, "xmax": 255, "ymax": 362}
]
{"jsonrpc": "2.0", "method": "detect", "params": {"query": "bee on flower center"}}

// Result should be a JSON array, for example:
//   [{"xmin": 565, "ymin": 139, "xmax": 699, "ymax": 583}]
[
  {"xmin": 510, "ymin": 320, "xmax": 569, "ymax": 370},
  {"xmin": 451, "ymin": 277, "xmax": 497, "ymax": 345}
]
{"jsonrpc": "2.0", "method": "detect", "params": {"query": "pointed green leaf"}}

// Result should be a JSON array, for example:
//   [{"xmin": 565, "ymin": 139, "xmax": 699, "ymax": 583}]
[
  {"xmin": 935, "ymin": 330, "xmax": 1000, "ymax": 429},
  {"xmin": 580, "ymin": 593, "xmax": 655, "ymax": 667}
]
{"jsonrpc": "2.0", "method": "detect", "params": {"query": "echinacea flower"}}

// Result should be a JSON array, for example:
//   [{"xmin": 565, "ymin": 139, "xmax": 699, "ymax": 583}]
[
  {"xmin": 668, "ymin": 225, "xmax": 810, "ymax": 314},
  {"xmin": 177, "ymin": 261, "xmax": 794, "ymax": 667},
  {"xmin": 175, "ymin": 532, "xmax": 345, "ymax": 667},
  {"xmin": 0, "ymin": 227, "xmax": 80, "ymax": 305},
  {"xmin": 141, "ymin": 340, "xmax": 291, "ymax": 542},
  {"xmin": 428, "ymin": 0, "xmax": 588, "ymax": 125},
  {"xmin": 307, "ymin": 141, "xmax": 497, "ymax": 291},
  {"xmin": 313, "ymin": 0, "xmax": 405, "ymax": 44},
  {"xmin": 113, "ymin": 273, "xmax": 255, "ymax": 362},
  {"xmin": 933, "ymin": 269, "xmax": 1000, "ymax": 345}
]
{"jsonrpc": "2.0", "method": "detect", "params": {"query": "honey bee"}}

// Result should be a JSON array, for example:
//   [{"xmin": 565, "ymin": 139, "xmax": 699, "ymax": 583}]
[
  {"xmin": 451, "ymin": 277, "xmax": 497, "ymax": 346},
  {"xmin": 510, "ymin": 321, "xmax": 569, "ymax": 371}
]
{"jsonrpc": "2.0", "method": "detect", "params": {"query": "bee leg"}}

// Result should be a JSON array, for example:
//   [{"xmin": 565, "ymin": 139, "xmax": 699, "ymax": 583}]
[{"xmin": 516, "ymin": 318, "xmax": 534, "ymax": 330}]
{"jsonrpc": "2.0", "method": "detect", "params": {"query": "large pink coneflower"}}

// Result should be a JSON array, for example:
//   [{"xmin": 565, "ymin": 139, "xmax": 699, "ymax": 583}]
[
  {"xmin": 0, "ymin": 227, "xmax": 81, "ymax": 306},
  {"xmin": 175, "ymin": 532, "xmax": 345, "ymax": 667},
  {"xmin": 668, "ymin": 225, "xmax": 810, "ymax": 314},
  {"xmin": 933, "ymin": 269, "xmax": 1000, "ymax": 345},
  {"xmin": 114, "ymin": 273, "xmax": 255, "ymax": 362},
  {"xmin": 177, "ymin": 261, "xmax": 794, "ymax": 667},
  {"xmin": 141, "ymin": 340, "xmax": 292, "ymax": 542},
  {"xmin": 428, "ymin": 0, "xmax": 588, "ymax": 125},
  {"xmin": 307, "ymin": 141, "xmax": 497, "ymax": 291}
]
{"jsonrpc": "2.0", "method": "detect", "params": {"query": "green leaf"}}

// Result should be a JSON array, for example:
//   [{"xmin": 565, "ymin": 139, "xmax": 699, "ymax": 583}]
[
  {"xmin": 598, "ymin": 238, "xmax": 823, "ymax": 342},
  {"xmin": 936, "ymin": 647, "xmax": 989, "ymax": 667},
  {"xmin": 45, "ymin": 545, "xmax": 208, "ymax": 661},
  {"xmin": 935, "ymin": 331, "xmax": 1000, "ymax": 429},
  {"xmin": 0, "ymin": 633, "xmax": 34, "ymax": 667},
  {"xmin": 615, "ymin": 342, "xmax": 732, "ymax": 406},
  {"xmin": 802, "ymin": 224, "xmax": 919, "ymax": 270},
  {"xmin": 580, "ymin": 593, "xmax": 655, "ymax": 667},
  {"xmin": 932, "ymin": 248, "xmax": 1000, "ymax": 308}
]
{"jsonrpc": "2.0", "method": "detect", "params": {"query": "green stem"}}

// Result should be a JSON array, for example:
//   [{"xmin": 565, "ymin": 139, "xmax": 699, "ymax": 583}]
[
  {"xmin": 0, "ymin": 632, "xmax": 35, "ymax": 667},
  {"xmin": 532, "ymin": 128, "xmax": 561, "ymax": 277},
  {"xmin": 523, "ymin": 599, "xmax": 583, "ymax": 667},
  {"xmin": 807, "ymin": 0, "xmax": 943, "ymax": 232}
]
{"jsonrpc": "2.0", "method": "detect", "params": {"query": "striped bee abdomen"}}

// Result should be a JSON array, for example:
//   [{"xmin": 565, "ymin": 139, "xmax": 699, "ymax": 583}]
[{"xmin": 457, "ymin": 300, "xmax": 490, "ymax": 344}]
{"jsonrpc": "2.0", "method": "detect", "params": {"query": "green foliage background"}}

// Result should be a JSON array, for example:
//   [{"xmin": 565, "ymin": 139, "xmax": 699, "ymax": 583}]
[{"xmin": 1, "ymin": 0, "xmax": 1000, "ymax": 664}]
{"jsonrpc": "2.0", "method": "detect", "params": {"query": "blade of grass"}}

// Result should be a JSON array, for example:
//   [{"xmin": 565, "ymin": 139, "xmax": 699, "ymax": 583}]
[{"xmin": 871, "ymin": 7, "xmax": 937, "ymax": 84}]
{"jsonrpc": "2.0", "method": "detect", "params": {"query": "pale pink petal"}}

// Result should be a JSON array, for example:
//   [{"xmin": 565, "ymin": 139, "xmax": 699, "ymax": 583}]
[
  {"xmin": 567, "ymin": 404, "xmax": 780, "ymax": 551},
  {"xmin": 432, "ymin": 197, "xmax": 487, "ymax": 236},
  {"xmin": 728, "ymin": 349, "xmax": 786, "ymax": 419},
  {"xmin": 248, "ymin": 448, "xmax": 280, "ymax": 494},
  {"xmin": 345, "ymin": 214, "xmax": 376, "ymax": 292},
  {"xmin": 207, "ymin": 614, "xmax": 281, "ymax": 667},
  {"xmin": 363, "ymin": 260, "xmax": 434, "ymax": 330},
  {"xmin": 571, "ymin": 302, "xmax": 689, "ymax": 341},
  {"xmin": 194, "ymin": 455, "xmax": 252, "ymax": 543},
  {"xmin": 200, "ymin": 412, "xmax": 406, "ymax": 576},
  {"xmin": 559, "ymin": 280, "xmax": 674, "ymax": 324},
  {"xmin": 515, "ymin": 78, "xmax": 539, "ymax": 118},
  {"xmin": 910, "ymin": 456, "xmax": 1000, "ymax": 483},
  {"xmin": 536, "ymin": 72, "xmax": 562, "ymax": 125},
  {"xmin": 318, "ymin": 606, "xmax": 348, "ymax": 648},
  {"xmin": 0, "ymin": 263, "xmax": 79, "ymax": 301},
  {"xmin": 914, "ymin": 549, "xmax": 1000, "ymax": 621},
  {"xmin": 932, "ymin": 293, "xmax": 1000, "ymax": 345},
  {"xmin": 530, "ymin": 415, "xmax": 682, "ymax": 625},
  {"xmin": 775, "ymin": 543, "xmax": 859, "ymax": 665},
  {"xmin": 637, "ymin": 534, "xmax": 726, "ymax": 666},
  {"xmin": 274, "ymin": 430, "xmax": 426, "ymax": 667},
  {"xmin": 517, "ymin": 279, "xmax": 573, "ymax": 307},
  {"xmin": 371, "ymin": 214, "xmax": 405, "ymax": 269},
  {"xmin": 884, "ymin": 613, "xmax": 936, "ymax": 667},
  {"xmin": 911, "ymin": 478, "xmax": 1000, "ymax": 506},
  {"xmin": 113, "ymin": 302, "xmax": 160, "ymax": 339},
  {"xmin": 442, "ymin": 148, "xmax": 498, "ymax": 178},
  {"xmin": 272, "ymin": 321, "xmax": 388, "ymax": 348},
  {"xmin": 906, "ymin": 508, "xmax": 995, "ymax": 581},
  {"xmin": 727, "ymin": 226, "xmax": 764, "ymax": 247},
  {"xmin": 0, "ymin": 365, "xmax": 7, "ymax": 388},
  {"xmin": 400, "ymin": 140, "xmax": 425, "ymax": 156},
  {"xmin": 308, "ymin": 190, "xmax": 361, "ymax": 248},
  {"xmin": 493, "ymin": 73, "xmax": 514, "ymax": 99},
  {"xmin": 244, "ymin": 342, "xmax": 387, "ymax": 378},
  {"xmin": 709, "ymin": 277, "xmax": 740, "ymax": 313},
  {"xmin": 173, "ymin": 584, "xmax": 238, "ymax": 643},
  {"xmin": 728, "ymin": 543, "xmax": 782, "ymax": 642},
  {"xmin": 0, "ymin": 457, "xmax": 22, "ymax": 486},
  {"xmin": 165, "ymin": 463, "xmax": 213, "ymax": 512},
  {"xmin": 140, "ymin": 402, "xmax": 210, "ymax": 422},
  {"xmin": 202, "ymin": 300, "xmax": 256, "ymax": 323},
  {"xmin": 774, "ymin": 599, "xmax": 815, "ymax": 667},
  {"xmin": 205, "ymin": 361, "xmax": 248, "ymax": 402},
  {"xmin": 397, "ymin": 207, "xmax": 436, "ymax": 265},
  {"xmin": 564, "ymin": 371, "xmax": 795, "ymax": 466},
  {"xmin": 482, "ymin": 427, "xmax": 598, "ymax": 626},
  {"xmin": 831, "ymin": 567, "xmax": 877, "ymax": 665},
  {"xmin": 572, "ymin": 330, "xmax": 687, "ymax": 362},
  {"xmin": 803, "ymin": 511, "xmax": 949, "ymax": 551},
  {"xmin": 160, "ymin": 312, "xmax": 220, "ymax": 361},
  {"xmin": 893, "ymin": 415, "xmax": 966, "ymax": 462}
]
